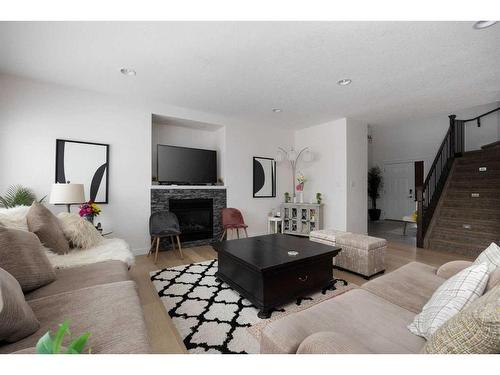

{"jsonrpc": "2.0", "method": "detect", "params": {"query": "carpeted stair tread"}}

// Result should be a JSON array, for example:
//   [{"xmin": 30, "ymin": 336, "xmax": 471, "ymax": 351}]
[
  {"xmin": 428, "ymin": 238, "xmax": 489, "ymax": 257},
  {"xmin": 426, "ymin": 147, "xmax": 500, "ymax": 257}
]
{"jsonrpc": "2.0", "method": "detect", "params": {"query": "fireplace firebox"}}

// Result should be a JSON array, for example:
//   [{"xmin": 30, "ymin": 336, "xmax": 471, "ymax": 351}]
[{"xmin": 169, "ymin": 199, "xmax": 214, "ymax": 242}]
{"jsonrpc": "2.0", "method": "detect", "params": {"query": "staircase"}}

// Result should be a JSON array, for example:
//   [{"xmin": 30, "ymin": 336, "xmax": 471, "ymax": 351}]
[{"xmin": 425, "ymin": 145, "xmax": 500, "ymax": 256}]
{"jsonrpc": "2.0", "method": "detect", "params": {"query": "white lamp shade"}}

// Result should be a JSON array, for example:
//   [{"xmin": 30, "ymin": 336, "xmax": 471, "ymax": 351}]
[
  {"xmin": 49, "ymin": 183, "xmax": 85, "ymax": 204},
  {"xmin": 287, "ymin": 149, "xmax": 297, "ymax": 161}
]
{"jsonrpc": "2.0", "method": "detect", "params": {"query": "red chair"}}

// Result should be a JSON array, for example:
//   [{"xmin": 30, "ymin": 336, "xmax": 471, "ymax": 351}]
[{"xmin": 220, "ymin": 208, "xmax": 248, "ymax": 240}]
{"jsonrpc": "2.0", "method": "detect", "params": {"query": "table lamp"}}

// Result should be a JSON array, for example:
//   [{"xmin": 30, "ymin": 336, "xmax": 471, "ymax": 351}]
[{"xmin": 49, "ymin": 183, "xmax": 85, "ymax": 212}]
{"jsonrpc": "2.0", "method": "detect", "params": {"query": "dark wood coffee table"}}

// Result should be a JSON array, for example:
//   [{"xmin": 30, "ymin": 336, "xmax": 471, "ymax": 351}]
[{"xmin": 212, "ymin": 234, "xmax": 342, "ymax": 318}]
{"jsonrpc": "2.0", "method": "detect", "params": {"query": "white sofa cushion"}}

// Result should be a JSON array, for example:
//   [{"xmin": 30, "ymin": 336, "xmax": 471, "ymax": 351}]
[{"xmin": 408, "ymin": 263, "xmax": 489, "ymax": 339}]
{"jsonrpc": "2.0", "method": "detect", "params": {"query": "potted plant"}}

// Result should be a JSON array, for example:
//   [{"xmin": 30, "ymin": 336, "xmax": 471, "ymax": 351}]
[
  {"xmin": 0, "ymin": 184, "xmax": 45, "ymax": 208},
  {"xmin": 316, "ymin": 192, "xmax": 322, "ymax": 204},
  {"xmin": 368, "ymin": 166, "xmax": 383, "ymax": 221},
  {"xmin": 36, "ymin": 320, "xmax": 90, "ymax": 354}
]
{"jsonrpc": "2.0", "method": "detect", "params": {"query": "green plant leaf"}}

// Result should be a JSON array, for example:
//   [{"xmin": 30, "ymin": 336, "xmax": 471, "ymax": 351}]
[
  {"xmin": 0, "ymin": 196, "xmax": 9, "ymax": 208},
  {"xmin": 35, "ymin": 332, "xmax": 54, "ymax": 354},
  {"xmin": 66, "ymin": 332, "xmax": 91, "ymax": 354},
  {"xmin": 52, "ymin": 320, "xmax": 70, "ymax": 354},
  {"xmin": 0, "ymin": 185, "xmax": 38, "ymax": 208}
]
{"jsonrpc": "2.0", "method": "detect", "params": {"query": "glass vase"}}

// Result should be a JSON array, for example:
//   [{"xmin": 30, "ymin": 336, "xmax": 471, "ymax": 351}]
[{"xmin": 83, "ymin": 215, "xmax": 94, "ymax": 225}]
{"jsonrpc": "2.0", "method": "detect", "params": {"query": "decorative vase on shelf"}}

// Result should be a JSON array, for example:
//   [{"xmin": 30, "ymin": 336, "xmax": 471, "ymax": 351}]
[
  {"xmin": 83, "ymin": 215, "xmax": 94, "ymax": 225},
  {"xmin": 299, "ymin": 191, "xmax": 304, "ymax": 203}
]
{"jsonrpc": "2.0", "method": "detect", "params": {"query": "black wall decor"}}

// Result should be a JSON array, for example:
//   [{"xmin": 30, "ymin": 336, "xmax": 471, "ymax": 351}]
[
  {"xmin": 253, "ymin": 157, "xmax": 276, "ymax": 198},
  {"xmin": 55, "ymin": 139, "xmax": 109, "ymax": 203}
]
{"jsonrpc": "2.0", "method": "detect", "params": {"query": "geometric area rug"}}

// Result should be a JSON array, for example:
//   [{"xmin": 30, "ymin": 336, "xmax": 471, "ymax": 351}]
[{"xmin": 150, "ymin": 259, "xmax": 356, "ymax": 354}]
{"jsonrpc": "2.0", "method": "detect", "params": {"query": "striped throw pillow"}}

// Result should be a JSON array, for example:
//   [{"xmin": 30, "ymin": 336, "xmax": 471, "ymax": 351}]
[
  {"xmin": 474, "ymin": 242, "xmax": 500, "ymax": 273},
  {"xmin": 408, "ymin": 263, "xmax": 489, "ymax": 339}
]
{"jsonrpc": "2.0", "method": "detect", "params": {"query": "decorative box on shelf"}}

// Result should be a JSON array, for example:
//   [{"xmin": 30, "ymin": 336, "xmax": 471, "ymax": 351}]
[{"xmin": 280, "ymin": 203, "xmax": 323, "ymax": 236}]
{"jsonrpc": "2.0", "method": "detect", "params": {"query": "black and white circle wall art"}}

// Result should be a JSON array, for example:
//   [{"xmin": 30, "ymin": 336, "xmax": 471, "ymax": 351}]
[
  {"xmin": 253, "ymin": 156, "xmax": 276, "ymax": 198},
  {"xmin": 55, "ymin": 139, "xmax": 109, "ymax": 203}
]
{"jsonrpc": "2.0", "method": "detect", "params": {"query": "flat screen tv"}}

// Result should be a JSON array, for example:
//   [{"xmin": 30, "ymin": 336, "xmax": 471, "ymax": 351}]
[{"xmin": 157, "ymin": 144, "xmax": 217, "ymax": 185}]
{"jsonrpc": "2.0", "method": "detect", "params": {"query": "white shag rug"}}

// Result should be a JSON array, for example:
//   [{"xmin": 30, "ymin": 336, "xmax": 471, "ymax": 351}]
[
  {"xmin": 45, "ymin": 238, "xmax": 135, "ymax": 268},
  {"xmin": 0, "ymin": 205, "xmax": 134, "ymax": 268},
  {"xmin": 151, "ymin": 260, "xmax": 356, "ymax": 354}
]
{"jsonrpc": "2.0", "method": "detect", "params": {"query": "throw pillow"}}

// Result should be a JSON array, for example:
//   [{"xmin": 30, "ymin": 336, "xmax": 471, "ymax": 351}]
[
  {"xmin": 474, "ymin": 242, "xmax": 500, "ymax": 272},
  {"xmin": 485, "ymin": 267, "xmax": 500, "ymax": 293},
  {"xmin": 26, "ymin": 202, "xmax": 70, "ymax": 255},
  {"xmin": 408, "ymin": 263, "xmax": 489, "ymax": 339},
  {"xmin": 0, "ymin": 226, "xmax": 56, "ymax": 292},
  {"xmin": 423, "ymin": 284, "xmax": 500, "ymax": 354},
  {"xmin": 0, "ymin": 205, "xmax": 30, "ymax": 231},
  {"xmin": 0, "ymin": 267, "xmax": 40, "ymax": 343},
  {"xmin": 57, "ymin": 212, "xmax": 103, "ymax": 249}
]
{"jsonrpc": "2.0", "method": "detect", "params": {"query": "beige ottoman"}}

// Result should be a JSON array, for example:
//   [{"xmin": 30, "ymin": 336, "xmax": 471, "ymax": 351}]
[
  {"xmin": 310, "ymin": 230, "xmax": 386, "ymax": 279},
  {"xmin": 309, "ymin": 229, "xmax": 351, "ymax": 246}
]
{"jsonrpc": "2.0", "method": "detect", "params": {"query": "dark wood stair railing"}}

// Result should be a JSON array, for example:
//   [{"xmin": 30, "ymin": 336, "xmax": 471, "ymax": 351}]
[{"xmin": 416, "ymin": 106, "xmax": 500, "ymax": 248}]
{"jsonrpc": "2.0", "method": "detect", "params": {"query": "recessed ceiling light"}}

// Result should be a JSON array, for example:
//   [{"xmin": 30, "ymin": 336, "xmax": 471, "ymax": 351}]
[
  {"xmin": 473, "ymin": 21, "xmax": 497, "ymax": 30},
  {"xmin": 120, "ymin": 68, "xmax": 136, "ymax": 76},
  {"xmin": 272, "ymin": 108, "xmax": 282, "ymax": 113},
  {"xmin": 337, "ymin": 78, "xmax": 352, "ymax": 86}
]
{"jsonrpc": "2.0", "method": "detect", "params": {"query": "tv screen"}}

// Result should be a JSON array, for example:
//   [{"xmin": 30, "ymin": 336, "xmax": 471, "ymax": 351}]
[{"xmin": 157, "ymin": 145, "xmax": 217, "ymax": 184}]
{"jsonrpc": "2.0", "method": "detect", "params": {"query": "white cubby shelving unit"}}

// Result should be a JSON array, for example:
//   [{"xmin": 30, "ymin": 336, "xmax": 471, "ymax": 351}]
[{"xmin": 281, "ymin": 203, "xmax": 323, "ymax": 236}]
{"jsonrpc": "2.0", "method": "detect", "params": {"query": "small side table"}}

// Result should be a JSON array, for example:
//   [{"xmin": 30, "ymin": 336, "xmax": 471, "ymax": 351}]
[
  {"xmin": 402, "ymin": 216, "xmax": 416, "ymax": 235},
  {"xmin": 267, "ymin": 217, "xmax": 283, "ymax": 234}
]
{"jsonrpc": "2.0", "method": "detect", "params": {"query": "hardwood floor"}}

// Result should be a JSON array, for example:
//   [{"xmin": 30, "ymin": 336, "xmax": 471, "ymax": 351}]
[{"xmin": 130, "ymin": 240, "xmax": 473, "ymax": 353}]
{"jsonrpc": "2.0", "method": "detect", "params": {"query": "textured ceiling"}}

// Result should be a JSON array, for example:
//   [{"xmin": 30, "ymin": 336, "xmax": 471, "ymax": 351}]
[{"xmin": 0, "ymin": 21, "xmax": 499, "ymax": 128}]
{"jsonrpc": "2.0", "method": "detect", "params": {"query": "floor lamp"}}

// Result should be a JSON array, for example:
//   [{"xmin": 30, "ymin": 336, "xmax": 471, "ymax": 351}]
[{"xmin": 276, "ymin": 147, "xmax": 313, "ymax": 199}]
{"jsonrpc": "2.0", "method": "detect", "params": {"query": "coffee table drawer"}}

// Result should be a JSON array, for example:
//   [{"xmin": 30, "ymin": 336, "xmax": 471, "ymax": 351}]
[{"xmin": 262, "ymin": 257, "xmax": 332, "ymax": 306}]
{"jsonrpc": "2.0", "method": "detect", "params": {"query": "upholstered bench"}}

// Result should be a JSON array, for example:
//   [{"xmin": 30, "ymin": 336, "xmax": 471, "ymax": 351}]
[{"xmin": 310, "ymin": 230, "xmax": 386, "ymax": 279}]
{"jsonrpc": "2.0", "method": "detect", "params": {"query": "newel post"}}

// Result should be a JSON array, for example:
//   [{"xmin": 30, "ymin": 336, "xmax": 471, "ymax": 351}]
[
  {"xmin": 415, "ymin": 161, "xmax": 424, "ymax": 248},
  {"xmin": 449, "ymin": 114, "xmax": 456, "ymax": 157}
]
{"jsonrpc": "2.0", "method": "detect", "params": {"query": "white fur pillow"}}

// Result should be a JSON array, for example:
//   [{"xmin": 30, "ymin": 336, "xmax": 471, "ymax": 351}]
[
  {"xmin": 57, "ymin": 212, "xmax": 103, "ymax": 249},
  {"xmin": 0, "ymin": 206, "xmax": 30, "ymax": 231}
]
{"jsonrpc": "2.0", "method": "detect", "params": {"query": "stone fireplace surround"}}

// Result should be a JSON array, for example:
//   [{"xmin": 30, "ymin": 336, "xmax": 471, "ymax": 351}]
[{"xmin": 150, "ymin": 186, "xmax": 227, "ymax": 250}]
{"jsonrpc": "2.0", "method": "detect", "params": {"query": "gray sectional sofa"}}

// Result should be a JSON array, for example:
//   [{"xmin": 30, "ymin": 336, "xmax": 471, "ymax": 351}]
[
  {"xmin": 260, "ymin": 260, "xmax": 498, "ymax": 354},
  {"xmin": 0, "ymin": 260, "xmax": 151, "ymax": 354}
]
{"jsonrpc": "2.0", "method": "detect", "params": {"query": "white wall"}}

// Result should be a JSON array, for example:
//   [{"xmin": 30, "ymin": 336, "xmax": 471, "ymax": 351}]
[
  {"xmin": 294, "ymin": 118, "xmax": 368, "ymax": 234},
  {"xmin": 369, "ymin": 101, "xmax": 500, "ymax": 219},
  {"xmin": 346, "ymin": 118, "xmax": 368, "ymax": 234},
  {"xmin": 151, "ymin": 122, "xmax": 225, "ymax": 181},
  {"xmin": 0, "ymin": 75, "xmax": 152, "ymax": 253},
  {"xmin": 225, "ymin": 124, "xmax": 293, "ymax": 236},
  {"xmin": 0, "ymin": 74, "xmax": 295, "ymax": 252}
]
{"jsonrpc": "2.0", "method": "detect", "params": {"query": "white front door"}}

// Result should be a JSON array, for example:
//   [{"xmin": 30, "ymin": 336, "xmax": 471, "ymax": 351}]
[{"xmin": 383, "ymin": 161, "xmax": 416, "ymax": 220}]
